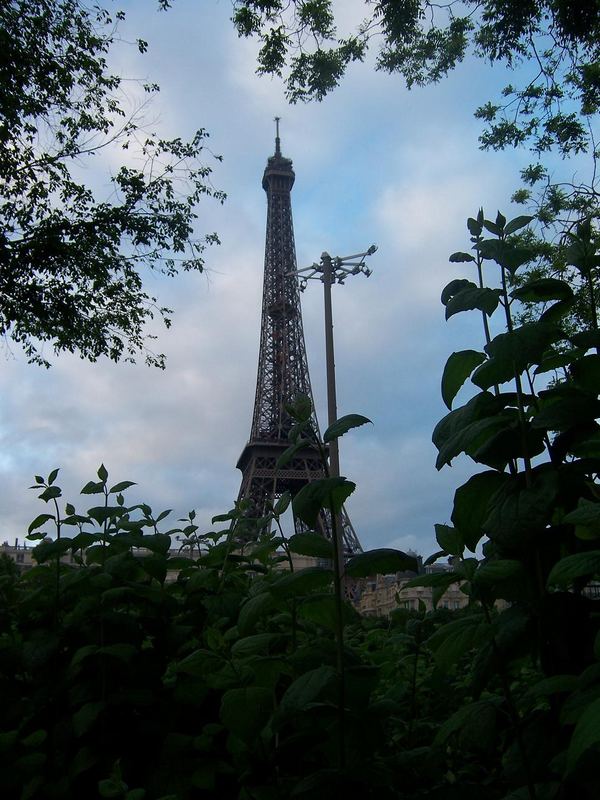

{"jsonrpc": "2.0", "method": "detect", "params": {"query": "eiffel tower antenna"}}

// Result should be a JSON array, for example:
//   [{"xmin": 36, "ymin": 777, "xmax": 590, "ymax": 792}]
[{"xmin": 236, "ymin": 134, "xmax": 362, "ymax": 553}]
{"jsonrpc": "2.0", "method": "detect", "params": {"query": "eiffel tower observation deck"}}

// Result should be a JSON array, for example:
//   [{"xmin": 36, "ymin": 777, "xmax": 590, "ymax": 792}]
[{"xmin": 236, "ymin": 125, "xmax": 361, "ymax": 554}]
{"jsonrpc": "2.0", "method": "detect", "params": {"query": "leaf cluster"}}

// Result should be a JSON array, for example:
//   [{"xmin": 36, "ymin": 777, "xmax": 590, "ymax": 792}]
[{"xmin": 0, "ymin": 1, "xmax": 224, "ymax": 367}]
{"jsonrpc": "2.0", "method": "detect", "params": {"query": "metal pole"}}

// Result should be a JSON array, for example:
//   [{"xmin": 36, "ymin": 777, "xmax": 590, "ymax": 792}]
[{"xmin": 321, "ymin": 252, "xmax": 345, "ymax": 583}]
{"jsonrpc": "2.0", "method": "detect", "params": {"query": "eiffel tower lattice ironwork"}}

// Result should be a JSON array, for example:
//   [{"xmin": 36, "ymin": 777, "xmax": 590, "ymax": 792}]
[{"xmin": 236, "ymin": 129, "xmax": 362, "ymax": 554}]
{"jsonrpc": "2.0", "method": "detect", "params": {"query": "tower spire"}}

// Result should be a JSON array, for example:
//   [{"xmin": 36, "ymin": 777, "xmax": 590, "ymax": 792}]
[
  {"xmin": 274, "ymin": 116, "xmax": 281, "ymax": 156},
  {"xmin": 235, "ymin": 140, "xmax": 362, "ymax": 554}
]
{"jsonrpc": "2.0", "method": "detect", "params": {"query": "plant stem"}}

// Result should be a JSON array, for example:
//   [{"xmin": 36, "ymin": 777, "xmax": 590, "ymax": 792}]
[
  {"xmin": 500, "ymin": 259, "xmax": 533, "ymax": 486},
  {"xmin": 329, "ymin": 496, "xmax": 346, "ymax": 771}
]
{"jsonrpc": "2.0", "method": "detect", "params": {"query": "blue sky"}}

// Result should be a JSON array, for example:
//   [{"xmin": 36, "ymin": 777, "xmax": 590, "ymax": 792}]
[{"xmin": 0, "ymin": 0, "xmax": 575, "ymax": 556}]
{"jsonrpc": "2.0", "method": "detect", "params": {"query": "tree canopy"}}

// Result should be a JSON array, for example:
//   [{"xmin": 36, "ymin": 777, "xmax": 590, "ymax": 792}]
[
  {"xmin": 0, "ymin": 0, "xmax": 224, "ymax": 368},
  {"xmin": 233, "ymin": 0, "xmax": 599, "ymax": 222}
]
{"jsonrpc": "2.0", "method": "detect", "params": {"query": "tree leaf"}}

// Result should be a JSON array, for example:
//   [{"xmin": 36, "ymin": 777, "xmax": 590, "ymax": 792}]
[
  {"xmin": 472, "ymin": 323, "xmax": 561, "ymax": 389},
  {"xmin": 434, "ymin": 524, "xmax": 464, "ymax": 557},
  {"xmin": 274, "ymin": 491, "xmax": 291, "ymax": 515},
  {"xmin": 81, "ymin": 481, "xmax": 106, "ymax": 495},
  {"xmin": 285, "ymin": 393, "xmax": 312, "ymax": 422},
  {"xmin": 427, "ymin": 615, "xmax": 488, "ymax": 670},
  {"xmin": 484, "ymin": 469, "xmax": 558, "ymax": 551},
  {"xmin": 292, "ymin": 477, "xmax": 355, "ymax": 527},
  {"xmin": 510, "ymin": 277, "xmax": 573, "ymax": 303},
  {"xmin": 230, "ymin": 633, "xmax": 281, "ymax": 658},
  {"xmin": 97, "ymin": 464, "xmax": 108, "ymax": 482},
  {"xmin": 278, "ymin": 665, "xmax": 336, "ymax": 717},
  {"xmin": 345, "ymin": 548, "xmax": 418, "ymax": 577},
  {"xmin": 47, "ymin": 468, "xmax": 60, "ymax": 486},
  {"xmin": 288, "ymin": 532, "xmax": 333, "ymax": 559},
  {"xmin": 503, "ymin": 214, "xmax": 534, "ymax": 235},
  {"xmin": 547, "ymin": 550, "xmax": 600, "ymax": 588},
  {"xmin": 297, "ymin": 594, "xmax": 358, "ymax": 630},
  {"xmin": 566, "ymin": 697, "xmax": 600, "ymax": 773},
  {"xmin": 220, "ymin": 687, "xmax": 273, "ymax": 741},
  {"xmin": 474, "ymin": 559, "xmax": 525, "ymax": 585},
  {"xmin": 270, "ymin": 566, "xmax": 334, "ymax": 598},
  {"xmin": 572, "ymin": 354, "xmax": 600, "ymax": 393},
  {"xmin": 441, "ymin": 350, "xmax": 486, "ymax": 409},
  {"xmin": 38, "ymin": 486, "xmax": 61, "ymax": 502},
  {"xmin": 323, "ymin": 414, "xmax": 371, "ymax": 443},
  {"xmin": 448, "ymin": 251, "xmax": 476, "ymax": 262},
  {"xmin": 441, "ymin": 278, "xmax": 475, "ymax": 305},
  {"xmin": 452, "ymin": 471, "xmax": 510, "ymax": 552},
  {"xmin": 445, "ymin": 286, "xmax": 501, "ymax": 320},
  {"xmin": 238, "ymin": 592, "xmax": 275, "ymax": 635},
  {"xmin": 276, "ymin": 438, "xmax": 313, "ymax": 469},
  {"xmin": 109, "ymin": 481, "xmax": 136, "ymax": 494},
  {"xmin": 28, "ymin": 513, "xmax": 55, "ymax": 534}
]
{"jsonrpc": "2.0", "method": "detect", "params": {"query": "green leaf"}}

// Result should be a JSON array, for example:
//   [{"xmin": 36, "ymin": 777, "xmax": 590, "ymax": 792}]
[
  {"xmin": 472, "ymin": 323, "xmax": 561, "ymax": 389},
  {"xmin": 271, "ymin": 567, "xmax": 334, "ymax": 598},
  {"xmin": 504, "ymin": 215, "xmax": 534, "ymax": 235},
  {"xmin": 274, "ymin": 491, "xmax": 291, "ymax": 516},
  {"xmin": 449, "ymin": 251, "xmax": 476, "ymax": 262},
  {"xmin": 539, "ymin": 297, "xmax": 575, "ymax": 324},
  {"xmin": 278, "ymin": 665, "xmax": 336, "ymax": 717},
  {"xmin": 109, "ymin": 481, "xmax": 136, "ymax": 494},
  {"xmin": 564, "ymin": 499, "xmax": 600, "ymax": 527},
  {"xmin": 345, "ymin": 548, "xmax": 418, "ymax": 578},
  {"xmin": 474, "ymin": 559, "xmax": 524, "ymax": 585},
  {"xmin": 432, "ymin": 391, "xmax": 504, "ymax": 469},
  {"xmin": 285, "ymin": 393, "xmax": 312, "ymax": 422},
  {"xmin": 483, "ymin": 219, "xmax": 502, "ymax": 236},
  {"xmin": 220, "ymin": 687, "xmax": 272, "ymax": 741},
  {"xmin": 452, "ymin": 471, "xmax": 510, "ymax": 552},
  {"xmin": 547, "ymin": 550, "xmax": 600, "ymax": 588},
  {"xmin": 572, "ymin": 355, "xmax": 600, "ymax": 393},
  {"xmin": 21, "ymin": 729, "xmax": 47, "ymax": 748},
  {"xmin": 323, "ymin": 414, "xmax": 371, "ymax": 443},
  {"xmin": 28, "ymin": 513, "xmax": 55, "ymax": 534},
  {"xmin": 98, "ymin": 644, "xmax": 137, "ymax": 663},
  {"xmin": 402, "ymin": 572, "xmax": 459, "ymax": 589},
  {"xmin": 484, "ymin": 469, "xmax": 558, "ymax": 551},
  {"xmin": 276, "ymin": 438, "xmax": 313, "ymax": 469},
  {"xmin": 292, "ymin": 477, "xmax": 355, "ymax": 527},
  {"xmin": 440, "ymin": 278, "xmax": 474, "ymax": 305},
  {"xmin": 445, "ymin": 286, "xmax": 501, "ymax": 320},
  {"xmin": 47, "ymin": 468, "xmax": 60, "ymax": 485},
  {"xmin": 288, "ymin": 532, "xmax": 333, "ymax": 559},
  {"xmin": 434, "ymin": 699, "xmax": 498, "ymax": 747},
  {"xmin": 441, "ymin": 350, "xmax": 487, "ymax": 410},
  {"xmin": 297, "ymin": 594, "xmax": 358, "ymax": 630},
  {"xmin": 510, "ymin": 277, "xmax": 573, "ymax": 303},
  {"xmin": 38, "ymin": 486, "xmax": 61, "ymax": 502},
  {"xmin": 97, "ymin": 464, "xmax": 108, "ymax": 481},
  {"xmin": 98, "ymin": 778, "xmax": 128, "ymax": 798},
  {"xmin": 567, "ymin": 697, "xmax": 600, "ymax": 773},
  {"xmin": 570, "ymin": 331, "xmax": 600, "ymax": 351},
  {"xmin": 238, "ymin": 592, "xmax": 275, "ymax": 635},
  {"xmin": 230, "ymin": 633, "xmax": 281, "ymax": 658},
  {"xmin": 531, "ymin": 393, "xmax": 600, "ymax": 432},
  {"xmin": 81, "ymin": 481, "xmax": 106, "ymax": 495},
  {"xmin": 477, "ymin": 239, "xmax": 533, "ymax": 275},
  {"xmin": 73, "ymin": 702, "xmax": 105, "ymax": 737},
  {"xmin": 434, "ymin": 525, "xmax": 463, "ymax": 557},
  {"xmin": 427, "ymin": 616, "xmax": 488, "ymax": 670}
]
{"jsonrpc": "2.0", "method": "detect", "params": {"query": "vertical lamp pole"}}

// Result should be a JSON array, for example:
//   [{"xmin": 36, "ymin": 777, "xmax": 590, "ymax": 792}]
[{"xmin": 291, "ymin": 245, "xmax": 377, "ymax": 582}]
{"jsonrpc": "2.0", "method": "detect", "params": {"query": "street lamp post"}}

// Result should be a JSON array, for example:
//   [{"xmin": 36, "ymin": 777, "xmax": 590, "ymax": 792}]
[{"xmin": 291, "ymin": 245, "xmax": 377, "ymax": 580}]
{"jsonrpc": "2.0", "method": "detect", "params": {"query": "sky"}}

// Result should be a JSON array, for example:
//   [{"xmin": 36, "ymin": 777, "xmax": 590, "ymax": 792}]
[{"xmin": 0, "ymin": 0, "xmax": 569, "ymax": 557}]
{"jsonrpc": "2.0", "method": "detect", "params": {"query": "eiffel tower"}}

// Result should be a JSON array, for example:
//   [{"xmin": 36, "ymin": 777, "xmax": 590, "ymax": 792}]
[{"xmin": 236, "ymin": 127, "xmax": 362, "ymax": 554}]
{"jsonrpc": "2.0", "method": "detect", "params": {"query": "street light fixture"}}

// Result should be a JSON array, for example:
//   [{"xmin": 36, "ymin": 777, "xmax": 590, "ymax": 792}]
[{"xmin": 289, "ymin": 245, "xmax": 377, "ymax": 580}]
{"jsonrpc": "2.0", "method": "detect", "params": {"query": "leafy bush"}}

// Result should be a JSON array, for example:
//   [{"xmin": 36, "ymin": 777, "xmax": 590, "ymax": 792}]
[{"xmin": 2, "ymin": 215, "xmax": 600, "ymax": 799}]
